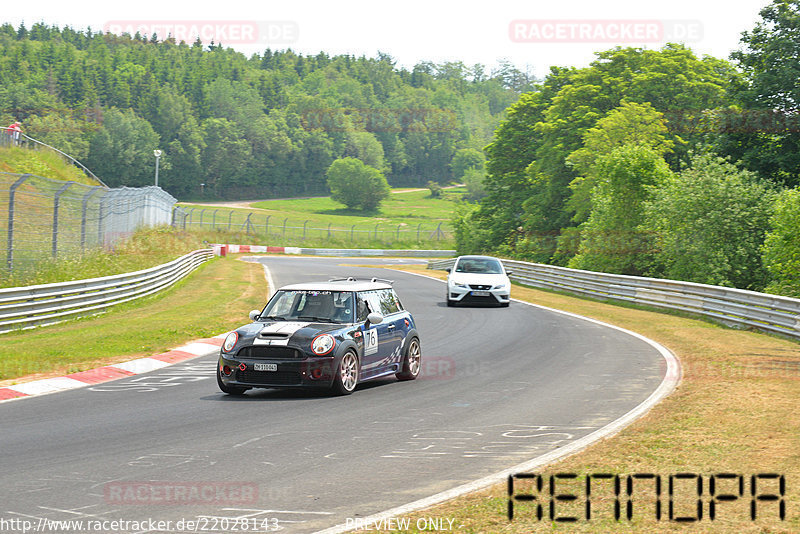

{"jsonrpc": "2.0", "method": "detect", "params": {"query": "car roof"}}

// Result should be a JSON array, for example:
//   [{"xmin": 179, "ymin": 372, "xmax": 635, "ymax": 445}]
[
  {"xmin": 455, "ymin": 255, "xmax": 503, "ymax": 262},
  {"xmin": 278, "ymin": 279, "xmax": 393, "ymax": 292}
]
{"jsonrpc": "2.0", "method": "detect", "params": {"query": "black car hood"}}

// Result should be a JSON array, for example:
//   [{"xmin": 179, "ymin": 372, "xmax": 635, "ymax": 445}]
[{"xmin": 235, "ymin": 320, "xmax": 349, "ymax": 348}]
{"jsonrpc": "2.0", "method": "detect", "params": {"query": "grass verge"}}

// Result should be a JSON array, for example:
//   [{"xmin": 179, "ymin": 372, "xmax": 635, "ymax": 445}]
[
  {"xmin": 0, "ymin": 227, "xmax": 207, "ymax": 288},
  {"xmin": 0, "ymin": 255, "xmax": 267, "ymax": 384},
  {"xmin": 0, "ymin": 146, "xmax": 101, "ymax": 185},
  {"xmin": 376, "ymin": 265, "xmax": 800, "ymax": 533}
]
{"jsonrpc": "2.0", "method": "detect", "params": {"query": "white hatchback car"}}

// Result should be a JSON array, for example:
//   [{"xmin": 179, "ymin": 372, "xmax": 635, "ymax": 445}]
[{"xmin": 446, "ymin": 255, "xmax": 511, "ymax": 307}]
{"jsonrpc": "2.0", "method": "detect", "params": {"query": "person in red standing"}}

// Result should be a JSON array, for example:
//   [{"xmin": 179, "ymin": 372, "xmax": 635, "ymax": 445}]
[{"xmin": 6, "ymin": 121, "xmax": 22, "ymax": 146}]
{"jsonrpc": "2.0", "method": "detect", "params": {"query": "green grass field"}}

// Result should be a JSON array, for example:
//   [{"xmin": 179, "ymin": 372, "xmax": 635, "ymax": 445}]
[{"xmin": 178, "ymin": 187, "xmax": 465, "ymax": 248}]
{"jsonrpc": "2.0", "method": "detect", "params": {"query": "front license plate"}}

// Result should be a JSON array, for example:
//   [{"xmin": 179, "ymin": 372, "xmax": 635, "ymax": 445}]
[
  {"xmin": 471, "ymin": 291, "xmax": 490, "ymax": 297},
  {"xmin": 254, "ymin": 363, "xmax": 277, "ymax": 371}
]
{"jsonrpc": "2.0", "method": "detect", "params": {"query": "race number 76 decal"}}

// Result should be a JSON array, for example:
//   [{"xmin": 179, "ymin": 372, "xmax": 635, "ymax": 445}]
[{"xmin": 365, "ymin": 328, "xmax": 378, "ymax": 355}]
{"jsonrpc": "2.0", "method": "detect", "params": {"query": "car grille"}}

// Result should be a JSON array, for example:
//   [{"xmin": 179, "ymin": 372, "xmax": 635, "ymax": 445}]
[
  {"xmin": 469, "ymin": 284, "xmax": 492, "ymax": 290},
  {"xmin": 236, "ymin": 346, "xmax": 303, "ymax": 359},
  {"xmin": 237, "ymin": 364, "xmax": 303, "ymax": 386}
]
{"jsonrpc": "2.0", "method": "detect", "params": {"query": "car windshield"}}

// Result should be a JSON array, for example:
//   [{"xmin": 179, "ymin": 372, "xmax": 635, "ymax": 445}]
[
  {"xmin": 455, "ymin": 258, "xmax": 504, "ymax": 274},
  {"xmin": 260, "ymin": 290, "xmax": 355, "ymax": 323}
]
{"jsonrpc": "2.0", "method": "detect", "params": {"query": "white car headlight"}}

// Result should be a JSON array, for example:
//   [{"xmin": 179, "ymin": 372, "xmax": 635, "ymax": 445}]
[
  {"xmin": 312, "ymin": 334, "xmax": 336, "ymax": 355},
  {"xmin": 223, "ymin": 332, "xmax": 238, "ymax": 352},
  {"xmin": 452, "ymin": 281, "xmax": 468, "ymax": 288},
  {"xmin": 494, "ymin": 284, "xmax": 507, "ymax": 290}
]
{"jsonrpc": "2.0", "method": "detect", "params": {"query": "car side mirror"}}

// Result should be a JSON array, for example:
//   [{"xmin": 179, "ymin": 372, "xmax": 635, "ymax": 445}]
[
  {"xmin": 249, "ymin": 310, "xmax": 261, "ymax": 321},
  {"xmin": 506, "ymin": 271, "xmax": 513, "ymax": 276},
  {"xmin": 445, "ymin": 267, "xmax": 451, "ymax": 273},
  {"xmin": 366, "ymin": 312, "xmax": 384, "ymax": 326}
]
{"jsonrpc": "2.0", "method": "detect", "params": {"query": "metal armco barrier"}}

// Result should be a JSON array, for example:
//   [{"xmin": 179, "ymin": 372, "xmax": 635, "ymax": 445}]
[
  {"xmin": 429, "ymin": 257, "xmax": 800, "ymax": 340},
  {"xmin": 0, "ymin": 249, "xmax": 213, "ymax": 333}
]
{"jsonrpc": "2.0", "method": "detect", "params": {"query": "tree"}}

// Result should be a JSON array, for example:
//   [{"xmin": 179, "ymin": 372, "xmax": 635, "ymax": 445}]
[
  {"xmin": 326, "ymin": 157, "xmax": 389, "ymax": 211},
  {"xmin": 200, "ymin": 117, "xmax": 251, "ymax": 197},
  {"xmin": 762, "ymin": 188, "xmax": 800, "ymax": 296},
  {"xmin": 86, "ymin": 108, "xmax": 160, "ymax": 187},
  {"xmin": 451, "ymin": 148, "xmax": 485, "ymax": 180},
  {"xmin": 23, "ymin": 112, "xmax": 96, "ymax": 159},
  {"xmin": 569, "ymin": 144, "xmax": 672, "ymax": 275},
  {"xmin": 642, "ymin": 153, "xmax": 775, "ymax": 289},
  {"xmin": 344, "ymin": 131, "xmax": 387, "ymax": 172},
  {"xmin": 462, "ymin": 168, "xmax": 487, "ymax": 201},
  {"xmin": 725, "ymin": 0, "xmax": 800, "ymax": 186},
  {"xmin": 566, "ymin": 101, "xmax": 676, "ymax": 224}
]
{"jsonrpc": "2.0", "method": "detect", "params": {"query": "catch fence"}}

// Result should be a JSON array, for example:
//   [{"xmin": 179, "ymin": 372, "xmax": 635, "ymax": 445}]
[
  {"xmin": 1, "ymin": 172, "xmax": 185, "ymax": 277},
  {"xmin": 181, "ymin": 207, "xmax": 452, "ymax": 246}
]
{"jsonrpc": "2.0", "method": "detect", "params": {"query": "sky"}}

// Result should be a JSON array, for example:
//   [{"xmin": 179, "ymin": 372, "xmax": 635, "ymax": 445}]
[{"xmin": 5, "ymin": 0, "xmax": 770, "ymax": 76}]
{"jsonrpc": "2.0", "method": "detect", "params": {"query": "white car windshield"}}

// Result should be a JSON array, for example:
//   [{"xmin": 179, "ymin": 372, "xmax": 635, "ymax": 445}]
[
  {"xmin": 454, "ymin": 258, "xmax": 504, "ymax": 274},
  {"xmin": 260, "ymin": 290, "xmax": 355, "ymax": 323}
]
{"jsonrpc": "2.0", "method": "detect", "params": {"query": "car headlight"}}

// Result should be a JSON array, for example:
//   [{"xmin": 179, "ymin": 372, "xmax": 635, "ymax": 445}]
[
  {"xmin": 311, "ymin": 334, "xmax": 336, "ymax": 356},
  {"xmin": 452, "ymin": 281, "xmax": 468, "ymax": 288},
  {"xmin": 494, "ymin": 284, "xmax": 507, "ymax": 290},
  {"xmin": 223, "ymin": 332, "xmax": 238, "ymax": 352}
]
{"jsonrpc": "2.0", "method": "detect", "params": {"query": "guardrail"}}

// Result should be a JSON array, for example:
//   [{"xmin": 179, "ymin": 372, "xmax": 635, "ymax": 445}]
[
  {"xmin": 0, "ymin": 249, "xmax": 213, "ymax": 334},
  {"xmin": 429, "ymin": 257, "xmax": 800, "ymax": 340}
]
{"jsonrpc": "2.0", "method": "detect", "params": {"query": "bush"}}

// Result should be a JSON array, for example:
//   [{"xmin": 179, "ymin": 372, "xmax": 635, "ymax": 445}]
[
  {"xmin": 642, "ymin": 153, "xmax": 774, "ymax": 290},
  {"xmin": 427, "ymin": 180, "xmax": 442, "ymax": 198},
  {"xmin": 326, "ymin": 157, "xmax": 390, "ymax": 211}
]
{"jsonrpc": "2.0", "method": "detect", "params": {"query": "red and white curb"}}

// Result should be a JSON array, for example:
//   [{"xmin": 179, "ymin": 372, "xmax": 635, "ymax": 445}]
[
  {"xmin": 0, "ymin": 335, "xmax": 225, "ymax": 403},
  {"xmin": 210, "ymin": 244, "xmax": 455, "ymax": 258}
]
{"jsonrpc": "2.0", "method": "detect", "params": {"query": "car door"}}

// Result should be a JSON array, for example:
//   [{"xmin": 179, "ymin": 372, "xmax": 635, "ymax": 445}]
[{"xmin": 358, "ymin": 290, "xmax": 401, "ymax": 378}]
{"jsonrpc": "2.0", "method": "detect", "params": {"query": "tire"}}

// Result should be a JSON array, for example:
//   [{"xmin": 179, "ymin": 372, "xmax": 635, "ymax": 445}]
[
  {"xmin": 396, "ymin": 337, "xmax": 421, "ymax": 381},
  {"xmin": 500, "ymin": 301, "xmax": 510, "ymax": 307},
  {"xmin": 446, "ymin": 291, "xmax": 455, "ymax": 307},
  {"xmin": 217, "ymin": 366, "xmax": 249, "ymax": 395},
  {"xmin": 331, "ymin": 350, "xmax": 359, "ymax": 395}
]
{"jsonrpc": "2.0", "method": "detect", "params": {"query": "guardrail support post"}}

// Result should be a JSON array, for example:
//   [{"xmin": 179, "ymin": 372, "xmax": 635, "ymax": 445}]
[
  {"xmin": 303, "ymin": 220, "xmax": 309, "ymax": 240},
  {"xmin": 6, "ymin": 174, "xmax": 30, "ymax": 273},
  {"xmin": 265, "ymin": 215, "xmax": 271, "ymax": 237},
  {"xmin": 283, "ymin": 217, "xmax": 288, "ymax": 239}
]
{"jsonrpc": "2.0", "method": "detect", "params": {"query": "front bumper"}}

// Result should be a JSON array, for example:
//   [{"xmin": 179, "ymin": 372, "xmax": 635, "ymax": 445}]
[
  {"xmin": 448, "ymin": 284, "xmax": 509, "ymax": 304},
  {"xmin": 218, "ymin": 353, "xmax": 338, "ymax": 389}
]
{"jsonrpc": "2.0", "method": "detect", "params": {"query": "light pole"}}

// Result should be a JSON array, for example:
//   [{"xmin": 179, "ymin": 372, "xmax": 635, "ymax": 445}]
[{"xmin": 153, "ymin": 149, "xmax": 162, "ymax": 187}]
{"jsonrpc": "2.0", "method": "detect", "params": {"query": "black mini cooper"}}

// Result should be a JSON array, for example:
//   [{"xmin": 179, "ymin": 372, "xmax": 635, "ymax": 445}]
[{"xmin": 217, "ymin": 278, "xmax": 421, "ymax": 395}]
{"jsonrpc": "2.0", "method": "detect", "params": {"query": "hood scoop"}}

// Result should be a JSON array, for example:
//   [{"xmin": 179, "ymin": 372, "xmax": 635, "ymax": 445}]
[{"xmin": 259, "ymin": 331, "xmax": 291, "ymax": 339}]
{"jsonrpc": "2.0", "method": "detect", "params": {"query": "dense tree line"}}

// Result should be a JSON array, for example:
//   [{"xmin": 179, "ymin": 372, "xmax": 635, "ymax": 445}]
[
  {"xmin": 457, "ymin": 0, "xmax": 800, "ymax": 296},
  {"xmin": 0, "ymin": 23, "xmax": 529, "ymax": 198}
]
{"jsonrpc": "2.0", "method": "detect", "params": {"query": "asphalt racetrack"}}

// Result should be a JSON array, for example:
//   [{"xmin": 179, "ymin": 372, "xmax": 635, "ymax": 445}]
[{"xmin": 0, "ymin": 257, "xmax": 668, "ymax": 533}]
